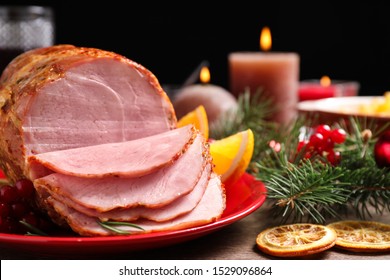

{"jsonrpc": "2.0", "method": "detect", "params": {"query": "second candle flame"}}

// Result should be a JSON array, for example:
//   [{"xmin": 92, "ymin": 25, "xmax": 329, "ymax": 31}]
[
  {"xmin": 260, "ymin": 26, "xmax": 272, "ymax": 51},
  {"xmin": 200, "ymin": 66, "xmax": 210, "ymax": 84},
  {"xmin": 320, "ymin": 76, "xmax": 331, "ymax": 87}
]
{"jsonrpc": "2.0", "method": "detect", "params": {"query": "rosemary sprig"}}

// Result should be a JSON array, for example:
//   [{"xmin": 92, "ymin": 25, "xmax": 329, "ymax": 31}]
[
  {"xmin": 98, "ymin": 220, "xmax": 144, "ymax": 235},
  {"xmin": 19, "ymin": 220, "xmax": 49, "ymax": 236}
]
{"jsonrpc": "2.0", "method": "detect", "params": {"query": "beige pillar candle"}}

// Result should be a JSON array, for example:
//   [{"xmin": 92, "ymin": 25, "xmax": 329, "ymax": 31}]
[
  {"xmin": 228, "ymin": 27, "xmax": 300, "ymax": 125},
  {"xmin": 173, "ymin": 66, "xmax": 238, "ymax": 126}
]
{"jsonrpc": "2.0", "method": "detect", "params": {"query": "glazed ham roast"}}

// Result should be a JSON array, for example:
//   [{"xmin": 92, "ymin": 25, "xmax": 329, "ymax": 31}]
[
  {"xmin": 0, "ymin": 45, "xmax": 226, "ymax": 236},
  {"xmin": 0, "ymin": 44, "xmax": 176, "ymax": 181}
]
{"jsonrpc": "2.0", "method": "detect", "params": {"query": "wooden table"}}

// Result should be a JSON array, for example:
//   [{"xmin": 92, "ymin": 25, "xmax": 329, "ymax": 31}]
[{"xmin": 1, "ymin": 201, "xmax": 389, "ymax": 260}]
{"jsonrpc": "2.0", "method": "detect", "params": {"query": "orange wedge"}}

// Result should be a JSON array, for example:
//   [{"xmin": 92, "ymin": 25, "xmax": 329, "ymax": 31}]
[
  {"xmin": 177, "ymin": 105, "xmax": 209, "ymax": 140},
  {"xmin": 256, "ymin": 223, "xmax": 337, "ymax": 257},
  {"xmin": 327, "ymin": 220, "xmax": 390, "ymax": 253},
  {"xmin": 209, "ymin": 129, "xmax": 254, "ymax": 186}
]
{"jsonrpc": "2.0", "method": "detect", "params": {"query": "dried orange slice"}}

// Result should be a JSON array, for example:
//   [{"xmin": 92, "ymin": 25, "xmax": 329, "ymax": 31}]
[
  {"xmin": 256, "ymin": 223, "xmax": 337, "ymax": 257},
  {"xmin": 177, "ymin": 105, "xmax": 209, "ymax": 140},
  {"xmin": 209, "ymin": 128, "xmax": 254, "ymax": 186},
  {"xmin": 327, "ymin": 220, "xmax": 390, "ymax": 253}
]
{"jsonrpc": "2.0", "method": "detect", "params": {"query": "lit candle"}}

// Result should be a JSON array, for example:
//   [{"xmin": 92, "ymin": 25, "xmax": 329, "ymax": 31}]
[
  {"xmin": 298, "ymin": 76, "xmax": 360, "ymax": 101},
  {"xmin": 173, "ymin": 66, "xmax": 238, "ymax": 126},
  {"xmin": 228, "ymin": 26, "xmax": 300, "ymax": 125}
]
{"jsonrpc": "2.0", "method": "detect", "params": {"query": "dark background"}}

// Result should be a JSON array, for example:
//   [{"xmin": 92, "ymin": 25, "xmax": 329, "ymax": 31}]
[{"xmin": 2, "ymin": 1, "xmax": 390, "ymax": 96}]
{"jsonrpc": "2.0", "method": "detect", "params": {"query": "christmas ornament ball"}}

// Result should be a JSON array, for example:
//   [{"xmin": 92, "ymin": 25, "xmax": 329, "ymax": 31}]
[{"xmin": 374, "ymin": 130, "xmax": 390, "ymax": 168}]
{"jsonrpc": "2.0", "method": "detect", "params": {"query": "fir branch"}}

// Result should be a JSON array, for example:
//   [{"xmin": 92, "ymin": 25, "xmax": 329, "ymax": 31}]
[
  {"xmin": 256, "ymin": 159, "xmax": 350, "ymax": 224},
  {"xmin": 210, "ymin": 88, "xmax": 275, "ymax": 139},
  {"xmin": 336, "ymin": 117, "xmax": 390, "ymax": 218},
  {"xmin": 217, "ymin": 95, "xmax": 390, "ymax": 223},
  {"xmin": 340, "ymin": 166, "xmax": 390, "ymax": 218}
]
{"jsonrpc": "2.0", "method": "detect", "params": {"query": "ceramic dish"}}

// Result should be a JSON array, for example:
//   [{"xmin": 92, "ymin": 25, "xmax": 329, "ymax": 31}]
[
  {"xmin": 297, "ymin": 96, "xmax": 390, "ymax": 130},
  {"xmin": 0, "ymin": 173, "xmax": 266, "ymax": 255}
]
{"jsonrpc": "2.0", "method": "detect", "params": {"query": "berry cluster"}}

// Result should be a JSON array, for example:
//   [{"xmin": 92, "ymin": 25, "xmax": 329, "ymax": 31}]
[
  {"xmin": 297, "ymin": 124, "xmax": 347, "ymax": 166},
  {"xmin": 0, "ymin": 179, "xmax": 52, "ymax": 234}
]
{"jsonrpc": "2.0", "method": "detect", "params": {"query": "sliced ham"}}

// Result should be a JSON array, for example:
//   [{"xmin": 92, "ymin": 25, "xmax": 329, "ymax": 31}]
[
  {"xmin": 47, "ymin": 174, "xmax": 225, "ymax": 236},
  {"xmin": 33, "ymin": 133, "xmax": 210, "ymax": 211},
  {"xmin": 28, "ymin": 124, "xmax": 195, "ymax": 180},
  {"xmin": 0, "ymin": 45, "xmax": 227, "ymax": 237},
  {"xmin": 0, "ymin": 44, "xmax": 176, "ymax": 182},
  {"xmin": 38, "ymin": 163, "xmax": 211, "ymax": 222}
]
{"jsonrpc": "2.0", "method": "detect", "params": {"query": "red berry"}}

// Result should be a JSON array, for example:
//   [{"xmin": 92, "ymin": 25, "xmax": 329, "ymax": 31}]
[
  {"xmin": 0, "ymin": 185, "xmax": 19, "ymax": 203},
  {"xmin": 303, "ymin": 152, "xmax": 312, "ymax": 159},
  {"xmin": 321, "ymin": 138, "xmax": 335, "ymax": 152},
  {"xmin": 315, "ymin": 124, "xmax": 332, "ymax": 139},
  {"xmin": 0, "ymin": 179, "xmax": 48, "ymax": 234},
  {"xmin": 327, "ymin": 150, "xmax": 341, "ymax": 166},
  {"xmin": 15, "ymin": 179, "xmax": 35, "ymax": 199},
  {"xmin": 297, "ymin": 140, "xmax": 308, "ymax": 152},
  {"xmin": 0, "ymin": 203, "xmax": 10, "ymax": 218},
  {"xmin": 0, "ymin": 216, "xmax": 11, "ymax": 233},
  {"xmin": 330, "ymin": 128, "xmax": 347, "ymax": 144},
  {"xmin": 0, "ymin": 216, "xmax": 20, "ymax": 233},
  {"xmin": 10, "ymin": 202, "xmax": 29, "ymax": 219},
  {"xmin": 308, "ymin": 133, "xmax": 324, "ymax": 149}
]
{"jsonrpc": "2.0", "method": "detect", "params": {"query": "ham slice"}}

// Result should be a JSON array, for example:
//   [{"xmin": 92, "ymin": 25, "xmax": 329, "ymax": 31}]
[
  {"xmin": 47, "ymin": 174, "xmax": 225, "ymax": 236},
  {"xmin": 33, "ymin": 133, "xmax": 210, "ymax": 211},
  {"xmin": 37, "ymin": 163, "xmax": 212, "ymax": 222},
  {"xmin": 28, "ymin": 124, "xmax": 195, "ymax": 180}
]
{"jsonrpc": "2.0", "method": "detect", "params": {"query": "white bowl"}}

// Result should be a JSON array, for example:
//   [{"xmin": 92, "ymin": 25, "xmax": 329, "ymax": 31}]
[{"xmin": 297, "ymin": 96, "xmax": 390, "ymax": 131}]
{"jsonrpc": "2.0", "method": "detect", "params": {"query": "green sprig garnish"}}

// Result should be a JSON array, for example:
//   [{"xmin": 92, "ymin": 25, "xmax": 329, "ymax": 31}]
[
  {"xmin": 98, "ymin": 220, "xmax": 144, "ymax": 235},
  {"xmin": 19, "ymin": 220, "xmax": 49, "ymax": 236}
]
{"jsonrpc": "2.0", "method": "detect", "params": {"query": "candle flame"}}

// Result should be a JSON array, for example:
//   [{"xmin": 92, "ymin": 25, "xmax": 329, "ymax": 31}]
[
  {"xmin": 200, "ymin": 66, "xmax": 210, "ymax": 84},
  {"xmin": 320, "ymin": 76, "xmax": 331, "ymax": 87},
  {"xmin": 260, "ymin": 26, "xmax": 272, "ymax": 51}
]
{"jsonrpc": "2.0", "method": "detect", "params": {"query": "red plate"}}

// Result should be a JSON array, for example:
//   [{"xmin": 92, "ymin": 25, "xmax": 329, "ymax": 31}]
[{"xmin": 0, "ymin": 173, "xmax": 266, "ymax": 254}]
